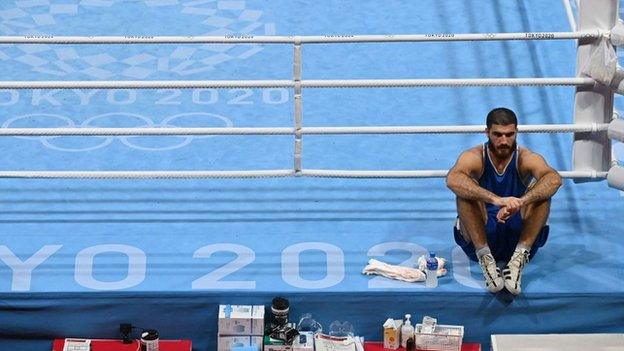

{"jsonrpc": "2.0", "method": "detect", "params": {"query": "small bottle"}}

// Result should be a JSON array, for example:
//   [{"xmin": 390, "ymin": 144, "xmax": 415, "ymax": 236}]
[
  {"xmin": 400, "ymin": 314, "xmax": 414, "ymax": 348},
  {"xmin": 406, "ymin": 337, "xmax": 416, "ymax": 351},
  {"xmin": 425, "ymin": 252, "xmax": 438, "ymax": 288}
]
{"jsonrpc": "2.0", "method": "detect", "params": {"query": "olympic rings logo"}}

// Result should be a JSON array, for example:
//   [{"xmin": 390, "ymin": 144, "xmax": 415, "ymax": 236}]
[
  {"xmin": 2, "ymin": 112, "xmax": 233, "ymax": 152},
  {"xmin": 0, "ymin": 1, "xmax": 275, "ymax": 78}
]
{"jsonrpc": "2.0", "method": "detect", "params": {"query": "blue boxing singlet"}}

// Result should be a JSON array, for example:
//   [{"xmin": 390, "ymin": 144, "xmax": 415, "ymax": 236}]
[{"xmin": 479, "ymin": 142, "xmax": 529, "ymax": 215}]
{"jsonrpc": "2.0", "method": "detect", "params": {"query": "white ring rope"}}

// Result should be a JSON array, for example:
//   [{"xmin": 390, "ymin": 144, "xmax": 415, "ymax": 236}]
[
  {"xmin": 0, "ymin": 170, "xmax": 295, "ymax": 179},
  {"xmin": 0, "ymin": 80, "xmax": 293, "ymax": 89},
  {"xmin": 0, "ymin": 170, "xmax": 605, "ymax": 179},
  {"xmin": 0, "ymin": 78, "xmax": 595, "ymax": 90},
  {"xmin": 302, "ymin": 78, "xmax": 594, "ymax": 88},
  {"xmin": 301, "ymin": 170, "xmax": 608, "ymax": 179},
  {"xmin": 0, "ymin": 31, "xmax": 600, "ymax": 44},
  {"xmin": 0, "ymin": 127, "xmax": 294, "ymax": 136},
  {"xmin": 0, "ymin": 123, "xmax": 608, "ymax": 136},
  {"xmin": 302, "ymin": 123, "xmax": 608, "ymax": 134}
]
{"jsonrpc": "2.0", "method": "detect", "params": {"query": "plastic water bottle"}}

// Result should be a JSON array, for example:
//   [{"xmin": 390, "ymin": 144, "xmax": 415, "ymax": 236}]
[
  {"xmin": 425, "ymin": 252, "xmax": 438, "ymax": 288},
  {"xmin": 400, "ymin": 314, "xmax": 414, "ymax": 348}
]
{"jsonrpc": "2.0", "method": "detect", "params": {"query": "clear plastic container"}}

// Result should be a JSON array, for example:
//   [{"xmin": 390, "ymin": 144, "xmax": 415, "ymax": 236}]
[{"xmin": 414, "ymin": 324, "xmax": 463, "ymax": 351}]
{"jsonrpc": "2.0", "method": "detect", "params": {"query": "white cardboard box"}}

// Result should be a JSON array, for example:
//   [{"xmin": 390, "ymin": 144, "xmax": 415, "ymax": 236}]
[
  {"xmin": 217, "ymin": 335, "xmax": 263, "ymax": 351},
  {"xmin": 251, "ymin": 306, "xmax": 265, "ymax": 335},
  {"xmin": 218, "ymin": 305, "xmax": 265, "ymax": 335},
  {"xmin": 218, "ymin": 336, "xmax": 249, "ymax": 351},
  {"xmin": 383, "ymin": 318, "xmax": 402, "ymax": 350}
]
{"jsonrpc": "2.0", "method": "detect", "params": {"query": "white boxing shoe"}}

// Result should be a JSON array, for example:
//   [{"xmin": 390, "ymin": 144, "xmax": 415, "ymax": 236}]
[
  {"xmin": 478, "ymin": 253, "xmax": 504, "ymax": 293},
  {"xmin": 503, "ymin": 249, "xmax": 530, "ymax": 295}
]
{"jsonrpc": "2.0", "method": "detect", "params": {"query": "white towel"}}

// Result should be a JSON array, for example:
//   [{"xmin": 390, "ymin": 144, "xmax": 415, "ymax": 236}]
[{"xmin": 362, "ymin": 257, "xmax": 448, "ymax": 283}]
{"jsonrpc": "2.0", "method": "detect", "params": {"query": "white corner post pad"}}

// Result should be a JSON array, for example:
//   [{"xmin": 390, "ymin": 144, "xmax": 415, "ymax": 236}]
[
  {"xmin": 580, "ymin": 36, "xmax": 617, "ymax": 86},
  {"xmin": 608, "ymin": 118, "xmax": 624, "ymax": 142},
  {"xmin": 610, "ymin": 66, "xmax": 624, "ymax": 94},
  {"xmin": 607, "ymin": 165, "xmax": 624, "ymax": 191},
  {"xmin": 573, "ymin": 0, "xmax": 617, "ymax": 180},
  {"xmin": 609, "ymin": 19, "xmax": 624, "ymax": 46}
]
